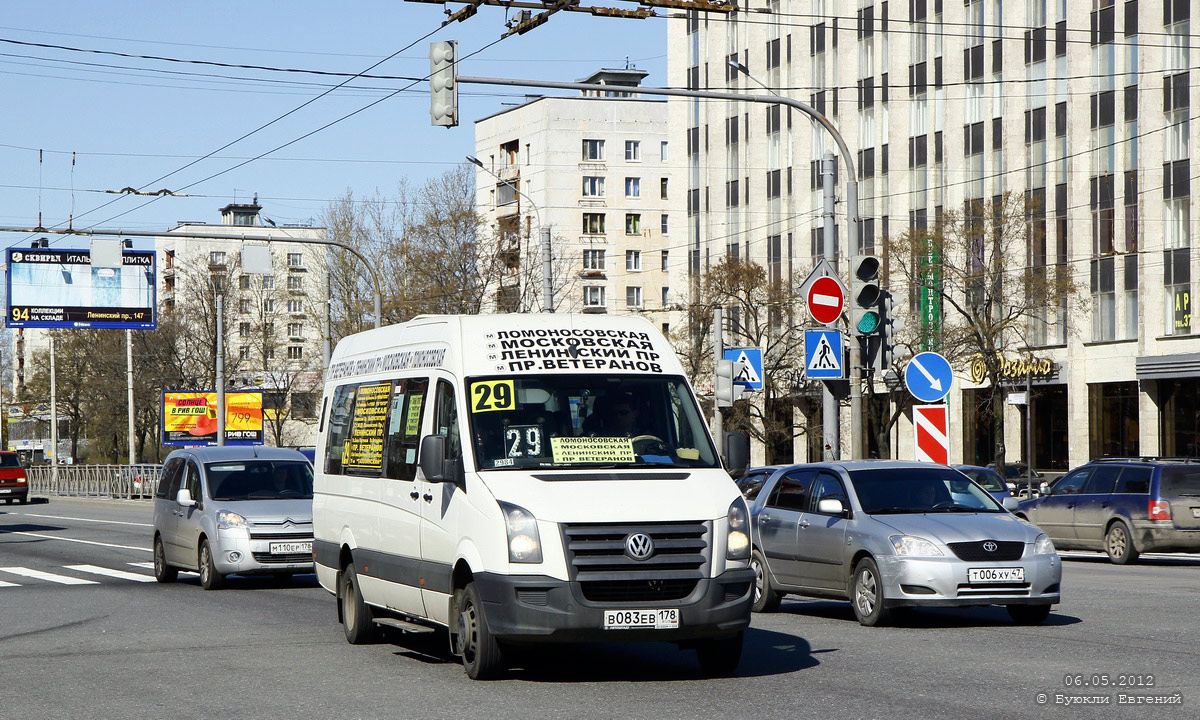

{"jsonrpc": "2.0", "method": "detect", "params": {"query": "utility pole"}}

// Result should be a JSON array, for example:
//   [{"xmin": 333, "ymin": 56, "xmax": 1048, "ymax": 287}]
[
  {"xmin": 820, "ymin": 152, "xmax": 839, "ymax": 460},
  {"xmin": 49, "ymin": 336, "xmax": 58, "ymax": 486},
  {"xmin": 216, "ymin": 295, "xmax": 225, "ymax": 447},
  {"xmin": 713, "ymin": 305, "xmax": 723, "ymax": 443},
  {"xmin": 126, "ymin": 329, "xmax": 136, "ymax": 464}
]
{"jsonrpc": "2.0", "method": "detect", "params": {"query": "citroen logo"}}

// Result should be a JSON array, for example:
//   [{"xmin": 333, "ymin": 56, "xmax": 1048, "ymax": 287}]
[
  {"xmin": 625, "ymin": 533, "xmax": 655, "ymax": 560},
  {"xmin": 283, "ymin": 518, "xmax": 295, "ymax": 527},
  {"xmin": 982, "ymin": 541, "xmax": 998, "ymax": 553}
]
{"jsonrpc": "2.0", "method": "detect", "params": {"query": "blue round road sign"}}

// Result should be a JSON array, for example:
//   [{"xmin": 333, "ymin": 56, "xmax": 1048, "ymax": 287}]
[{"xmin": 904, "ymin": 351, "xmax": 953, "ymax": 403}]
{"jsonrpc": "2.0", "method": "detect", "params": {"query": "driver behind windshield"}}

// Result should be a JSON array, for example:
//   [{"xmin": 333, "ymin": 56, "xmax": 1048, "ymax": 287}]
[{"xmin": 585, "ymin": 391, "xmax": 644, "ymax": 437}]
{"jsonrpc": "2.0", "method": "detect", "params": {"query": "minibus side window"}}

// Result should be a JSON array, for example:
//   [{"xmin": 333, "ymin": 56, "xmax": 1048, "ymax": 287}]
[
  {"xmin": 434, "ymin": 380, "xmax": 462, "ymax": 461},
  {"xmin": 325, "ymin": 383, "xmax": 358, "ymax": 474},
  {"xmin": 385, "ymin": 378, "xmax": 429, "ymax": 481}
]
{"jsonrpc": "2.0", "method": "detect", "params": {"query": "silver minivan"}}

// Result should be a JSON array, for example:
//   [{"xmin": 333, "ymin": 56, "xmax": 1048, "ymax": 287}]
[
  {"xmin": 152, "ymin": 446, "xmax": 315, "ymax": 589},
  {"xmin": 749, "ymin": 461, "xmax": 1061, "ymax": 626}
]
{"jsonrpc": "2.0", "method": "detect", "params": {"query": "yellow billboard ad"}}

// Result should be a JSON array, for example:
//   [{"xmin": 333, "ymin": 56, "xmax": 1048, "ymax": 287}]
[{"xmin": 162, "ymin": 391, "xmax": 264, "ymax": 445}]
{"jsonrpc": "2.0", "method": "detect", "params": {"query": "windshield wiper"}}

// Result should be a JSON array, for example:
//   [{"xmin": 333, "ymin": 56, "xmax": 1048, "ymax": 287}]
[{"xmin": 868, "ymin": 507, "xmax": 921, "ymax": 514}]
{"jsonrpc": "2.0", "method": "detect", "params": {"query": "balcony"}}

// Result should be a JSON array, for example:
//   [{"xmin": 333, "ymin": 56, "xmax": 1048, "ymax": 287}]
[
  {"xmin": 498, "ymin": 165, "xmax": 519, "ymax": 182},
  {"xmin": 578, "ymin": 199, "xmax": 607, "ymax": 208}
]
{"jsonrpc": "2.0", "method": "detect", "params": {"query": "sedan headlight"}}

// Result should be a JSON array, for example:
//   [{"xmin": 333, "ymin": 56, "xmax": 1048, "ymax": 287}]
[
  {"xmin": 216, "ymin": 510, "xmax": 247, "ymax": 530},
  {"xmin": 889, "ymin": 535, "xmax": 944, "ymax": 557},
  {"xmin": 1033, "ymin": 533, "xmax": 1056, "ymax": 555},
  {"xmin": 726, "ymin": 498, "xmax": 750, "ymax": 560},
  {"xmin": 499, "ymin": 501, "xmax": 542, "ymax": 564}
]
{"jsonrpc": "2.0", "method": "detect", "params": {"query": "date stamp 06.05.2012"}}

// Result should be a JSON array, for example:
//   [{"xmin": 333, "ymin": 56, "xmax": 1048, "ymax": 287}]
[{"xmin": 1033, "ymin": 674, "xmax": 1183, "ymax": 707}]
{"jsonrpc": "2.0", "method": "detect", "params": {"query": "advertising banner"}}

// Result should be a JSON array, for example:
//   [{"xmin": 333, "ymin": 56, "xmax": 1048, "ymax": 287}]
[
  {"xmin": 6, "ymin": 247, "xmax": 156, "ymax": 329},
  {"xmin": 162, "ymin": 391, "xmax": 263, "ymax": 446}
]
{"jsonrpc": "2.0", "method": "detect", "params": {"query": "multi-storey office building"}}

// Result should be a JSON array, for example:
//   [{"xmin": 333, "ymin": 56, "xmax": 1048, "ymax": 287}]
[
  {"xmin": 669, "ymin": 1, "xmax": 1200, "ymax": 469},
  {"xmin": 474, "ymin": 68, "xmax": 682, "ymax": 333}
]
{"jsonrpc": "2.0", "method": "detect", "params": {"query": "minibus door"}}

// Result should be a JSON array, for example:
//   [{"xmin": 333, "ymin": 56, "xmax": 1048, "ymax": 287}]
[
  {"xmin": 377, "ymin": 378, "xmax": 429, "ymax": 617},
  {"xmin": 418, "ymin": 378, "xmax": 463, "ymax": 626}
]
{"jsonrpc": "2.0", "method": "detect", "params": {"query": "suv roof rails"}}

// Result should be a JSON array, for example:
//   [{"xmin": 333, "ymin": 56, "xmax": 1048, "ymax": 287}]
[{"xmin": 1092, "ymin": 456, "xmax": 1200, "ymax": 464}]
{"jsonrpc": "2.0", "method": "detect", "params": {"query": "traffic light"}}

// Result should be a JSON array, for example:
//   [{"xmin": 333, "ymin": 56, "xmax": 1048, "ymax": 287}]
[
  {"xmin": 715, "ymin": 359, "xmax": 746, "ymax": 408},
  {"xmin": 851, "ymin": 254, "xmax": 881, "ymax": 335},
  {"xmin": 876, "ymin": 289, "xmax": 897, "ymax": 370},
  {"xmin": 429, "ymin": 41, "xmax": 458, "ymax": 128}
]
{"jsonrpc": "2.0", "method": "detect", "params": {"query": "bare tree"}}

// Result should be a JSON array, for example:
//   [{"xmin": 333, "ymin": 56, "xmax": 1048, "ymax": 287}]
[{"xmin": 883, "ymin": 191, "xmax": 1082, "ymax": 470}]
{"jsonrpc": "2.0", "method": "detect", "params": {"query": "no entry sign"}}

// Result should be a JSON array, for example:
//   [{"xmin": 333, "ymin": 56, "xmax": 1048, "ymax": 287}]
[
  {"xmin": 913, "ymin": 404, "xmax": 949, "ymax": 465},
  {"xmin": 807, "ymin": 276, "xmax": 845, "ymax": 325}
]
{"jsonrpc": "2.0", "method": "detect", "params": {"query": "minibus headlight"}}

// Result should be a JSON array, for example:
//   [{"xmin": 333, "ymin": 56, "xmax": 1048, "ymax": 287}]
[
  {"xmin": 499, "ymin": 501, "xmax": 542, "ymax": 564},
  {"xmin": 726, "ymin": 498, "xmax": 750, "ymax": 560},
  {"xmin": 217, "ymin": 510, "xmax": 247, "ymax": 530}
]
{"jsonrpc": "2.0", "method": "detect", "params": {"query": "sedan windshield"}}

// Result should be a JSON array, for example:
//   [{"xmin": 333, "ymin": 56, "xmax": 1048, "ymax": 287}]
[
  {"xmin": 206, "ymin": 460, "xmax": 314, "ymax": 500},
  {"xmin": 467, "ymin": 374, "xmax": 718, "ymax": 470},
  {"xmin": 851, "ymin": 468, "xmax": 1005, "ymax": 514}
]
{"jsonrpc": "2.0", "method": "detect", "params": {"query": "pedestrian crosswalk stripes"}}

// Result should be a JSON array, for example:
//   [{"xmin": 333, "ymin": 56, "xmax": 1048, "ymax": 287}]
[
  {"xmin": 0, "ymin": 566, "xmax": 100, "ymax": 585},
  {"xmin": 65, "ymin": 564, "xmax": 156, "ymax": 582}
]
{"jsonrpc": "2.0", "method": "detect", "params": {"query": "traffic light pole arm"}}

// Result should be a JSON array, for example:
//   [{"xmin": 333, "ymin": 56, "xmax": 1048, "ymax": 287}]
[
  {"xmin": 0, "ymin": 225, "xmax": 383, "ymax": 328},
  {"xmin": 460, "ymin": 74, "xmax": 864, "ymax": 457}
]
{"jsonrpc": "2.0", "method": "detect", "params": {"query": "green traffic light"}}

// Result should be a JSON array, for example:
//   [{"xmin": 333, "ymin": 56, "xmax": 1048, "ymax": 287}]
[{"xmin": 856, "ymin": 310, "xmax": 880, "ymax": 334}]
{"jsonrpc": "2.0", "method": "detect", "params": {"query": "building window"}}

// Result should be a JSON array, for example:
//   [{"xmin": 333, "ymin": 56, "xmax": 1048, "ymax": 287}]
[
  {"xmin": 625, "ymin": 140, "xmax": 641, "ymax": 161},
  {"xmin": 287, "ymin": 252, "xmax": 303, "ymax": 267},
  {"xmin": 209, "ymin": 251, "xmax": 226, "ymax": 266},
  {"xmin": 266, "ymin": 347, "xmax": 276, "ymax": 360},
  {"xmin": 660, "ymin": 214, "xmax": 669, "ymax": 235},
  {"xmin": 582, "ymin": 213, "xmax": 606, "ymax": 234},
  {"xmin": 1165, "ymin": 247, "xmax": 1191, "ymax": 335},
  {"xmin": 625, "ymin": 214, "xmax": 641, "ymax": 235},
  {"xmin": 287, "ymin": 275, "xmax": 303, "ymax": 291},
  {"xmin": 262, "ymin": 276, "xmax": 274, "ymax": 290},
  {"xmin": 238, "ymin": 346, "xmax": 250, "ymax": 361},
  {"xmin": 626, "ymin": 249, "xmax": 642, "ymax": 271},
  {"xmin": 582, "ymin": 176, "xmax": 605, "ymax": 197},
  {"xmin": 661, "ymin": 287, "xmax": 670, "ymax": 307},
  {"xmin": 583, "ymin": 285, "xmax": 606, "ymax": 307},
  {"xmin": 262, "ymin": 298, "xmax": 275, "ymax": 313},
  {"xmin": 582, "ymin": 139, "xmax": 605, "ymax": 161},
  {"xmin": 238, "ymin": 321, "xmax": 251, "ymax": 338},
  {"xmin": 625, "ymin": 177, "xmax": 641, "ymax": 197},
  {"xmin": 288, "ymin": 322, "xmax": 303, "ymax": 338},
  {"xmin": 626, "ymin": 286, "xmax": 643, "ymax": 308},
  {"xmin": 238, "ymin": 275, "xmax": 251, "ymax": 290},
  {"xmin": 1091, "ymin": 257, "xmax": 1117, "ymax": 342},
  {"xmin": 288, "ymin": 299, "xmax": 303, "ymax": 313},
  {"xmin": 660, "ymin": 178, "xmax": 668, "ymax": 199},
  {"xmin": 660, "ymin": 141, "xmax": 668, "ymax": 161},
  {"xmin": 660, "ymin": 249, "xmax": 669, "ymax": 271},
  {"xmin": 583, "ymin": 249, "xmax": 606, "ymax": 271},
  {"xmin": 287, "ymin": 346, "xmax": 303, "ymax": 360},
  {"xmin": 239, "ymin": 299, "xmax": 251, "ymax": 314}
]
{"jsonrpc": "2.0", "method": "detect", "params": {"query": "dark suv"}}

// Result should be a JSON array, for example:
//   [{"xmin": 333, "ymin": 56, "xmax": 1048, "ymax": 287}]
[{"xmin": 1015, "ymin": 458, "xmax": 1200, "ymax": 564}]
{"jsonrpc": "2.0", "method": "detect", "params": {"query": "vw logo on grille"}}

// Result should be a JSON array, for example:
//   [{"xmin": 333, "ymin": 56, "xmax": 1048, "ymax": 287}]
[
  {"xmin": 625, "ymin": 532, "xmax": 655, "ymax": 560},
  {"xmin": 982, "ymin": 541, "xmax": 999, "ymax": 553}
]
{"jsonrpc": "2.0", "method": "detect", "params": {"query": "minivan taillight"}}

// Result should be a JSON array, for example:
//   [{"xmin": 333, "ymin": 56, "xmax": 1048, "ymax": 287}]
[{"xmin": 1149, "ymin": 500, "xmax": 1172, "ymax": 521}]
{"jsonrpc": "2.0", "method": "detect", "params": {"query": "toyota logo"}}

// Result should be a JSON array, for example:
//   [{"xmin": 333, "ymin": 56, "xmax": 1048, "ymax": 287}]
[
  {"xmin": 982, "ymin": 541, "xmax": 998, "ymax": 552},
  {"xmin": 625, "ymin": 533, "xmax": 655, "ymax": 560}
]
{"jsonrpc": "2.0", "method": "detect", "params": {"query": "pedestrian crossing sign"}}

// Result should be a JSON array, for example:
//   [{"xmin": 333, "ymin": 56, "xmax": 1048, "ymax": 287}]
[
  {"xmin": 805, "ymin": 330, "xmax": 844, "ymax": 379},
  {"xmin": 722, "ymin": 348, "xmax": 764, "ymax": 390}
]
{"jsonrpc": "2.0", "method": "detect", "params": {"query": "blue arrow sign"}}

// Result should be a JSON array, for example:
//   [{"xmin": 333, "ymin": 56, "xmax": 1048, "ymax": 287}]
[
  {"xmin": 723, "ymin": 348, "xmax": 763, "ymax": 390},
  {"xmin": 904, "ymin": 351, "xmax": 953, "ymax": 403},
  {"xmin": 804, "ymin": 330, "xmax": 844, "ymax": 379}
]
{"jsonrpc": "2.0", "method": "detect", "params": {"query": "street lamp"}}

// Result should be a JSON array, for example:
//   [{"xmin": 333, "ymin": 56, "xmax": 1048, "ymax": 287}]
[{"xmin": 466, "ymin": 155, "xmax": 554, "ymax": 313}]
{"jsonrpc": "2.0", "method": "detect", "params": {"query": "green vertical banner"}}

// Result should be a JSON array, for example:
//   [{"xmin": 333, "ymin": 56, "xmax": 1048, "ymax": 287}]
[{"xmin": 919, "ymin": 238, "xmax": 942, "ymax": 351}]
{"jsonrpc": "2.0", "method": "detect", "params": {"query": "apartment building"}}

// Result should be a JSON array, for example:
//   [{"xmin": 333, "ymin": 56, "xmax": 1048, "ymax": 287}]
[
  {"xmin": 669, "ymin": 1, "xmax": 1199, "ymax": 468},
  {"xmin": 473, "ymin": 68, "xmax": 682, "ymax": 333}
]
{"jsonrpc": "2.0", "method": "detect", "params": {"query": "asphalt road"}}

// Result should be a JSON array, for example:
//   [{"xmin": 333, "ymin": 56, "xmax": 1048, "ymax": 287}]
[{"xmin": 2, "ymin": 498, "xmax": 1196, "ymax": 720}]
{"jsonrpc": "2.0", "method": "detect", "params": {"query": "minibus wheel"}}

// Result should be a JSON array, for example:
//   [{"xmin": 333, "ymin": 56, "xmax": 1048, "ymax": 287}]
[
  {"xmin": 340, "ymin": 562, "xmax": 380, "ymax": 644},
  {"xmin": 455, "ymin": 582, "xmax": 505, "ymax": 680}
]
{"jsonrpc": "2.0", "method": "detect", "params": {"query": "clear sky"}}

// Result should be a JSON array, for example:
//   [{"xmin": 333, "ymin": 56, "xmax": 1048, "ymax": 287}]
[{"xmin": 0, "ymin": 1, "xmax": 669, "ymax": 249}]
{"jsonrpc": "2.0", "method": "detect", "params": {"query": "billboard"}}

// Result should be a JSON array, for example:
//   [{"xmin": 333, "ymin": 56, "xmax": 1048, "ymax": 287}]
[
  {"xmin": 6, "ymin": 247, "xmax": 156, "ymax": 329},
  {"xmin": 162, "ymin": 391, "xmax": 264, "ymax": 446}
]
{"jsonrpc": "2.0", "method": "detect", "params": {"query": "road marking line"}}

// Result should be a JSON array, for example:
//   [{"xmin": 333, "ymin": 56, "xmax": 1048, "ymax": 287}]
[
  {"xmin": 128, "ymin": 562, "xmax": 155, "ymax": 569},
  {"xmin": 65, "ymin": 564, "xmax": 156, "ymax": 582},
  {"xmin": 20, "ymin": 513, "xmax": 153, "ymax": 528},
  {"xmin": 0, "ymin": 566, "xmax": 99, "ymax": 585},
  {"xmin": 11, "ymin": 531, "xmax": 151, "ymax": 552},
  {"xmin": 0, "ymin": 580, "xmax": 18, "ymax": 587}
]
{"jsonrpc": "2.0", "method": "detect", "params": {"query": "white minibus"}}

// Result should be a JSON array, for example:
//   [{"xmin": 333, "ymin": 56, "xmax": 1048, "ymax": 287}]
[{"xmin": 313, "ymin": 314, "xmax": 753, "ymax": 679}]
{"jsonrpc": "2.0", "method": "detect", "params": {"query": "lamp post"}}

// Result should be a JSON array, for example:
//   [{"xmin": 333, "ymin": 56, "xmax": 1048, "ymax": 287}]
[{"xmin": 466, "ymin": 155, "xmax": 554, "ymax": 313}]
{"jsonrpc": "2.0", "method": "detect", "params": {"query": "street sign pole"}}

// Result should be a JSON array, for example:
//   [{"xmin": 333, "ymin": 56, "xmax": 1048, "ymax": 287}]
[{"xmin": 821, "ymin": 153, "xmax": 838, "ymax": 460}]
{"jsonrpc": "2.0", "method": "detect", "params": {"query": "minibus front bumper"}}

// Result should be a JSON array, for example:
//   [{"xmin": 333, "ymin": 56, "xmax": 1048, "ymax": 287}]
[{"xmin": 472, "ymin": 568, "xmax": 754, "ymax": 643}]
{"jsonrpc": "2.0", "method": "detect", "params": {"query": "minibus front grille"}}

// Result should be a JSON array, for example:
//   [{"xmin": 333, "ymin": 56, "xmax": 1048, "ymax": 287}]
[{"xmin": 562, "ymin": 521, "xmax": 710, "ymax": 603}]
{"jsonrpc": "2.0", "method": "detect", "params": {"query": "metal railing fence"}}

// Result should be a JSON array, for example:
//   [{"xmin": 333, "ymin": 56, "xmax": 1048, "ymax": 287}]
[{"xmin": 27, "ymin": 464, "xmax": 163, "ymax": 500}]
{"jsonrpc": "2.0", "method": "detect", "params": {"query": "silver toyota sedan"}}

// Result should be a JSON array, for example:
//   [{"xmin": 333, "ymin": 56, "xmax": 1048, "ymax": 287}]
[{"xmin": 749, "ymin": 460, "xmax": 1061, "ymax": 626}]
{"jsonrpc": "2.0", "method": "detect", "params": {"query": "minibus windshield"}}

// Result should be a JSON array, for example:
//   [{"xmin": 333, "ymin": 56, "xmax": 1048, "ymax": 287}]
[{"xmin": 467, "ymin": 374, "xmax": 719, "ymax": 470}]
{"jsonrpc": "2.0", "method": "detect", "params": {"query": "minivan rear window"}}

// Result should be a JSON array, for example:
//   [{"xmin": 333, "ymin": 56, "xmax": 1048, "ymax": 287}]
[{"xmin": 1159, "ymin": 467, "xmax": 1200, "ymax": 497}]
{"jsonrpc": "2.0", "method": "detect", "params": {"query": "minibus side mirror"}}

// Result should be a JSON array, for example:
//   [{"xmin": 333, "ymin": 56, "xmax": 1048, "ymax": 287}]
[
  {"xmin": 419, "ymin": 435, "xmax": 464, "ymax": 485},
  {"xmin": 723, "ymin": 431, "xmax": 750, "ymax": 479},
  {"xmin": 176, "ymin": 488, "xmax": 196, "ymax": 508}
]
